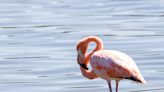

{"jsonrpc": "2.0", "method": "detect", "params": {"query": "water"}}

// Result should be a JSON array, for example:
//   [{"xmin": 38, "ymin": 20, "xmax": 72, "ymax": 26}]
[{"xmin": 0, "ymin": 0, "xmax": 164, "ymax": 92}]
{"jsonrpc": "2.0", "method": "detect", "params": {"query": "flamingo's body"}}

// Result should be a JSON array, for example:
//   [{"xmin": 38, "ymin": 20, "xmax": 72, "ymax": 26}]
[{"xmin": 76, "ymin": 36, "xmax": 146, "ymax": 92}]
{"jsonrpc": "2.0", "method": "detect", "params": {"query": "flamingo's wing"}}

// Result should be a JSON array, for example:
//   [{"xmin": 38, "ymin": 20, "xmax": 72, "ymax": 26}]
[{"xmin": 90, "ymin": 50, "xmax": 145, "ymax": 83}]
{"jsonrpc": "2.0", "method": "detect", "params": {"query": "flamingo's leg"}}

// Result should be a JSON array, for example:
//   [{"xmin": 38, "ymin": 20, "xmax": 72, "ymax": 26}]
[
  {"xmin": 107, "ymin": 80, "xmax": 112, "ymax": 92},
  {"xmin": 116, "ymin": 80, "xmax": 119, "ymax": 92}
]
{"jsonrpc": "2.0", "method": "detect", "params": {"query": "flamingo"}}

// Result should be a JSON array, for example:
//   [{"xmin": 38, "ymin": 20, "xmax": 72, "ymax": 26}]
[{"xmin": 76, "ymin": 36, "xmax": 146, "ymax": 92}]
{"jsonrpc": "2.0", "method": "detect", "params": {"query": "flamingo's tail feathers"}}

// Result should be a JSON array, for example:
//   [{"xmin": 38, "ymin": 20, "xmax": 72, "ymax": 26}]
[
  {"xmin": 126, "ymin": 76, "xmax": 146, "ymax": 84},
  {"xmin": 127, "ymin": 73, "xmax": 146, "ymax": 84},
  {"xmin": 118, "ymin": 75, "xmax": 146, "ymax": 84},
  {"xmin": 135, "ymin": 74, "xmax": 146, "ymax": 84}
]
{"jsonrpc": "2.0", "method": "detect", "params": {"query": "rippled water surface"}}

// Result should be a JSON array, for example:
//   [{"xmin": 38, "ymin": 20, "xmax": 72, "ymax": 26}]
[{"xmin": 0, "ymin": 0, "xmax": 164, "ymax": 92}]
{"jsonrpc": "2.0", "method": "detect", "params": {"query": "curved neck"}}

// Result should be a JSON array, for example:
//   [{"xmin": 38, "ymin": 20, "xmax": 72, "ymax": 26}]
[
  {"xmin": 78, "ymin": 36, "xmax": 103, "ymax": 79},
  {"xmin": 89, "ymin": 36, "xmax": 103, "ymax": 51},
  {"xmin": 85, "ymin": 36, "xmax": 104, "ymax": 64}
]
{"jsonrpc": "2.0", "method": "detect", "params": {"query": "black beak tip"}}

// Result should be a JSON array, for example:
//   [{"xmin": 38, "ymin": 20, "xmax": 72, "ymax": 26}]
[{"xmin": 79, "ymin": 63, "xmax": 89, "ymax": 70}]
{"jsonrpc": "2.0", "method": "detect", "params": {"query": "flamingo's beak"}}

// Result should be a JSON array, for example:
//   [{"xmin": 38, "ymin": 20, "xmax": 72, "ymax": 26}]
[
  {"xmin": 77, "ymin": 49, "xmax": 88, "ymax": 70},
  {"xmin": 79, "ymin": 63, "xmax": 88, "ymax": 70},
  {"xmin": 77, "ymin": 55, "xmax": 88, "ymax": 70}
]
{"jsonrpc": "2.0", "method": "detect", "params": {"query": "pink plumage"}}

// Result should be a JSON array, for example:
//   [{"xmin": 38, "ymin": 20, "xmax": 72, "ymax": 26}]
[
  {"xmin": 90, "ymin": 50, "xmax": 146, "ymax": 83},
  {"xmin": 76, "ymin": 36, "xmax": 146, "ymax": 92}
]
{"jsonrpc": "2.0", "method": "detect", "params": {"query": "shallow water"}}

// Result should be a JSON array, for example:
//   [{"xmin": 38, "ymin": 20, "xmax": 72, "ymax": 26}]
[{"xmin": 0, "ymin": 0, "xmax": 164, "ymax": 92}]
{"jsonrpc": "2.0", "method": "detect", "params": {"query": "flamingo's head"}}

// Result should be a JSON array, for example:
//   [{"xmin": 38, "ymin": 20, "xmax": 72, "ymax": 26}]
[{"xmin": 76, "ymin": 40, "xmax": 88, "ymax": 70}]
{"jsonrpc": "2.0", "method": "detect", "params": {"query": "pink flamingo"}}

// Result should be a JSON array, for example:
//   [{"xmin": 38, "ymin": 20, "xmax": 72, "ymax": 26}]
[{"xmin": 76, "ymin": 36, "xmax": 146, "ymax": 92}]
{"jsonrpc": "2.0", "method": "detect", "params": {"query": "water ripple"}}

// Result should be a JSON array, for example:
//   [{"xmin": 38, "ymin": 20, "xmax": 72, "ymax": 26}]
[{"xmin": 0, "ymin": 0, "xmax": 164, "ymax": 92}]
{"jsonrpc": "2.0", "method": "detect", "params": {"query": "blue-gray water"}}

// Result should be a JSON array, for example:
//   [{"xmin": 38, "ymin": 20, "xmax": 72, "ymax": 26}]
[{"xmin": 0, "ymin": 0, "xmax": 164, "ymax": 92}]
